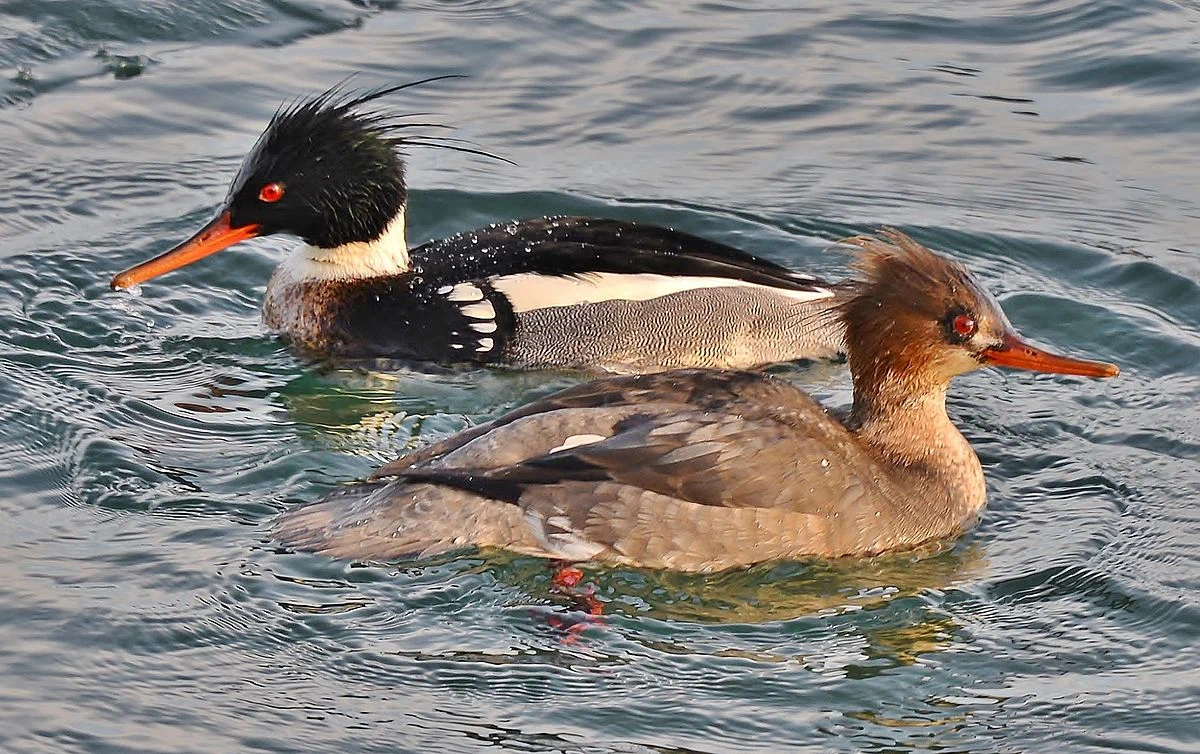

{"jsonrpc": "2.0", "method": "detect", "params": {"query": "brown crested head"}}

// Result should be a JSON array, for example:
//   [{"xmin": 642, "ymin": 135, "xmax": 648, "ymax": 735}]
[{"xmin": 838, "ymin": 229, "xmax": 1118, "ymax": 410}]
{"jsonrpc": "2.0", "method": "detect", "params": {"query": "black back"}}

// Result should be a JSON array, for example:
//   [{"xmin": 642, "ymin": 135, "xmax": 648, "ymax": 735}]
[
  {"xmin": 409, "ymin": 215, "xmax": 819, "ymax": 289},
  {"xmin": 327, "ymin": 216, "xmax": 835, "ymax": 364}
]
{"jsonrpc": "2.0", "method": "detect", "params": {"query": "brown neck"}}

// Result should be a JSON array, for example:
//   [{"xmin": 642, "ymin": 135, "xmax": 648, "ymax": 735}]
[
  {"xmin": 848, "ymin": 363, "xmax": 968, "ymax": 471},
  {"xmin": 845, "ymin": 373, "xmax": 988, "ymax": 545},
  {"xmin": 846, "ymin": 363, "xmax": 987, "ymax": 528}
]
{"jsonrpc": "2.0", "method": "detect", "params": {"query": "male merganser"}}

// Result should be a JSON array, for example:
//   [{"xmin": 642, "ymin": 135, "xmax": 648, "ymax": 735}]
[
  {"xmin": 110, "ymin": 79, "xmax": 844, "ymax": 372},
  {"xmin": 269, "ymin": 230, "xmax": 1119, "ymax": 572}
]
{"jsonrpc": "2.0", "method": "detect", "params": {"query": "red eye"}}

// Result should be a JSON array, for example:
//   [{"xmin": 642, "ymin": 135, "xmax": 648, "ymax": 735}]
[
  {"xmin": 258, "ymin": 182, "xmax": 284, "ymax": 203},
  {"xmin": 952, "ymin": 313, "xmax": 977, "ymax": 337}
]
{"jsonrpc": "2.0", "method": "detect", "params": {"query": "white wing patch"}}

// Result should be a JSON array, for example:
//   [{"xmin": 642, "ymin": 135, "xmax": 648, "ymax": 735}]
[
  {"xmin": 548, "ymin": 433, "xmax": 606, "ymax": 453},
  {"xmin": 452, "ymin": 295, "xmax": 500, "ymax": 340},
  {"xmin": 489, "ymin": 272, "xmax": 832, "ymax": 313},
  {"xmin": 460, "ymin": 300, "xmax": 496, "ymax": 320},
  {"xmin": 446, "ymin": 282, "xmax": 484, "ymax": 302}
]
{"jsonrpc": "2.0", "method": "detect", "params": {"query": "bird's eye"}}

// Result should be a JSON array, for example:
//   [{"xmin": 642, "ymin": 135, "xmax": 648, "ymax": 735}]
[
  {"xmin": 258, "ymin": 182, "xmax": 285, "ymax": 203},
  {"xmin": 952, "ymin": 313, "xmax": 977, "ymax": 338}
]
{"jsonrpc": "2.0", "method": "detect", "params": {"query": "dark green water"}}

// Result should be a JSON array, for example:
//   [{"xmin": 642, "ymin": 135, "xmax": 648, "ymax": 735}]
[{"xmin": 1, "ymin": 1, "xmax": 1198, "ymax": 752}]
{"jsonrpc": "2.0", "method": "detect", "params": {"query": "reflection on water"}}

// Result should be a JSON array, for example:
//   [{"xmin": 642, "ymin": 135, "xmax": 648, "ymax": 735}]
[
  {"xmin": 570, "ymin": 545, "xmax": 987, "ymax": 625},
  {"xmin": 256, "ymin": 541, "xmax": 992, "ymax": 752}
]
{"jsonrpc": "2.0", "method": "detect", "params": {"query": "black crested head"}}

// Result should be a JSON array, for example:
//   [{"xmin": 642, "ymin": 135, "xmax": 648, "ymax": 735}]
[
  {"xmin": 222, "ymin": 76, "xmax": 508, "ymax": 250},
  {"xmin": 107, "ymin": 76, "xmax": 520, "ymax": 291}
]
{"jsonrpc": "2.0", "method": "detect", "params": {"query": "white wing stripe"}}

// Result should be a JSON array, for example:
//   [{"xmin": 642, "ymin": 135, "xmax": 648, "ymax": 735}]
[
  {"xmin": 447, "ymin": 282, "xmax": 484, "ymax": 302},
  {"xmin": 490, "ymin": 272, "xmax": 831, "ymax": 313},
  {"xmin": 460, "ymin": 300, "xmax": 497, "ymax": 320},
  {"xmin": 548, "ymin": 433, "xmax": 607, "ymax": 453}
]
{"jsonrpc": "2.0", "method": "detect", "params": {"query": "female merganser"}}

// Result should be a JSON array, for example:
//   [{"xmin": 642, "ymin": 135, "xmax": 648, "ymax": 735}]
[
  {"xmin": 110, "ymin": 79, "xmax": 844, "ymax": 373},
  {"xmin": 269, "ymin": 230, "xmax": 1119, "ymax": 572}
]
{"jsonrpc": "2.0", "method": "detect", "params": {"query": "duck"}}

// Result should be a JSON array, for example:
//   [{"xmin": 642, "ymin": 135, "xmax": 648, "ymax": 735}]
[
  {"xmin": 110, "ymin": 78, "xmax": 845, "ymax": 373},
  {"xmin": 268, "ymin": 229, "xmax": 1119, "ymax": 572}
]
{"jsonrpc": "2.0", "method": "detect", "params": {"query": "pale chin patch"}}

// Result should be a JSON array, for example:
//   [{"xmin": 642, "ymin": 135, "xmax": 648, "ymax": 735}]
[
  {"xmin": 278, "ymin": 211, "xmax": 410, "ymax": 282},
  {"xmin": 944, "ymin": 345, "xmax": 987, "ymax": 379}
]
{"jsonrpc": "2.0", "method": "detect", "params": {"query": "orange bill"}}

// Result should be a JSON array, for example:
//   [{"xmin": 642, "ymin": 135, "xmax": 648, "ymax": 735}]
[
  {"xmin": 981, "ymin": 333, "xmax": 1118, "ymax": 378},
  {"xmin": 110, "ymin": 211, "xmax": 260, "ymax": 290}
]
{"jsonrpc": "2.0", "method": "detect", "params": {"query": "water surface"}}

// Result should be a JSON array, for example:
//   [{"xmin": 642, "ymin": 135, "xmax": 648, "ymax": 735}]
[{"xmin": 0, "ymin": 1, "xmax": 1198, "ymax": 752}]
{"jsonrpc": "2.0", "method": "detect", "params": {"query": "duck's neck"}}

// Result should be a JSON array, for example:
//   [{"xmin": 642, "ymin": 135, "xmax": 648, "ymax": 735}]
[
  {"xmin": 851, "ymin": 383, "xmax": 959, "ymax": 460},
  {"xmin": 848, "ymin": 369, "xmax": 981, "ymax": 483},
  {"xmin": 847, "ymin": 375, "xmax": 988, "ymax": 542},
  {"xmin": 278, "ymin": 210, "xmax": 410, "ymax": 283}
]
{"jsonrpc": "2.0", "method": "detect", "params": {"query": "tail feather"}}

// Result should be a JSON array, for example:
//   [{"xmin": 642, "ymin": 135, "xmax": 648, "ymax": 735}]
[{"xmin": 269, "ymin": 480, "xmax": 546, "ymax": 562}]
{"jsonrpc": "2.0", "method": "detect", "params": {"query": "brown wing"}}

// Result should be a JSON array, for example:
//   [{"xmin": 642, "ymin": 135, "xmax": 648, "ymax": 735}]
[
  {"xmin": 400, "ymin": 401, "xmax": 886, "ymax": 519},
  {"xmin": 276, "ymin": 369, "xmax": 912, "ymax": 570},
  {"xmin": 370, "ymin": 369, "xmax": 819, "ymax": 478},
  {"xmin": 536, "ymin": 409, "xmax": 873, "ymax": 514}
]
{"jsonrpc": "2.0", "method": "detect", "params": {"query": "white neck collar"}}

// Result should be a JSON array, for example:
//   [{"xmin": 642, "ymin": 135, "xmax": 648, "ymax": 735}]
[{"xmin": 279, "ymin": 210, "xmax": 409, "ymax": 282}]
